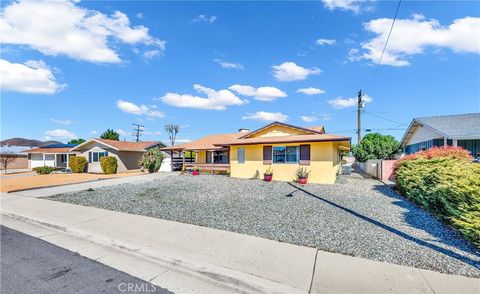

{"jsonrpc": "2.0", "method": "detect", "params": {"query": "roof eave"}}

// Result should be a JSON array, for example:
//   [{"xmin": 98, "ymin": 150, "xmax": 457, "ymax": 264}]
[{"xmin": 219, "ymin": 137, "xmax": 351, "ymax": 146}]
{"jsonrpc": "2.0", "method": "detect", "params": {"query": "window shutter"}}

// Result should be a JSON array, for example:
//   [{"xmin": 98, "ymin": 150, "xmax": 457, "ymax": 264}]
[
  {"xmin": 300, "ymin": 145, "xmax": 310, "ymax": 165},
  {"xmin": 88, "ymin": 152, "xmax": 92, "ymax": 163},
  {"xmin": 105, "ymin": 151, "xmax": 108, "ymax": 157},
  {"xmin": 263, "ymin": 146, "xmax": 272, "ymax": 165}
]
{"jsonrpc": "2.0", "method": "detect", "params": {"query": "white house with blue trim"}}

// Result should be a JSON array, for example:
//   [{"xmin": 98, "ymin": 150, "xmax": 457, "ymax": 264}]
[{"xmin": 399, "ymin": 113, "xmax": 480, "ymax": 158}]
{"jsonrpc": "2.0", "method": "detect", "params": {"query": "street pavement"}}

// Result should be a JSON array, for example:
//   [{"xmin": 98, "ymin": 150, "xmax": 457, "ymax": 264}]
[{"xmin": 1, "ymin": 226, "xmax": 173, "ymax": 294}]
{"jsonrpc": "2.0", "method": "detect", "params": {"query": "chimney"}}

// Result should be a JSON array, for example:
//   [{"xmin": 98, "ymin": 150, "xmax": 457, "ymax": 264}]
[{"xmin": 238, "ymin": 128, "xmax": 250, "ymax": 133}]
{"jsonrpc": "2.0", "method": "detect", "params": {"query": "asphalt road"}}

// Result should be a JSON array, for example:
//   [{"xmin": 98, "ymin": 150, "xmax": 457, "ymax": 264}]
[{"xmin": 1, "ymin": 226, "xmax": 173, "ymax": 294}]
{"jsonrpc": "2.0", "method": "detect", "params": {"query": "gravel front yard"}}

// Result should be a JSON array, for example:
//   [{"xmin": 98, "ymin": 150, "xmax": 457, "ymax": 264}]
[{"xmin": 48, "ymin": 174, "xmax": 480, "ymax": 278}]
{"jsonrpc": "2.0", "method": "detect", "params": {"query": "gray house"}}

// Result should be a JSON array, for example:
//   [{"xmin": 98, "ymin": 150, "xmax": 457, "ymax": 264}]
[
  {"xmin": 70, "ymin": 139, "xmax": 166, "ymax": 173},
  {"xmin": 400, "ymin": 113, "xmax": 480, "ymax": 158}
]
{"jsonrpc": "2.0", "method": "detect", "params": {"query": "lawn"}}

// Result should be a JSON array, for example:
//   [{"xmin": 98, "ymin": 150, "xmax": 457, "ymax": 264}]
[{"xmin": 48, "ymin": 174, "xmax": 480, "ymax": 278}]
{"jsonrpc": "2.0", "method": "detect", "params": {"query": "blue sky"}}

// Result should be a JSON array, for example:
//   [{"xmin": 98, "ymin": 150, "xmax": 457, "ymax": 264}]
[{"xmin": 1, "ymin": 0, "xmax": 479, "ymax": 144}]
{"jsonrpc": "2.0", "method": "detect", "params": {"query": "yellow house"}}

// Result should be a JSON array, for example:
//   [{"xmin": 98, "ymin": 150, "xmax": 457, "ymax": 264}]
[{"xmin": 162, "ymin": 122, "xmax": 350, "ymax": 184}]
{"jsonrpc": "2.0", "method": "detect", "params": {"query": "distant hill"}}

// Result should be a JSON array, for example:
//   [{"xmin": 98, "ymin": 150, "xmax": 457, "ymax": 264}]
[{"xmin": 0, "ymin": 138, "xmax": 62, "ymax": 147}]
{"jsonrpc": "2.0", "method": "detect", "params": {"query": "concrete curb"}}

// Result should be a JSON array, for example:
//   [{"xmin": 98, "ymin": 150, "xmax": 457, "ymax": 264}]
[{"xmin": 2, "ymin": 210, "xmax": 307, "ymax": 294}]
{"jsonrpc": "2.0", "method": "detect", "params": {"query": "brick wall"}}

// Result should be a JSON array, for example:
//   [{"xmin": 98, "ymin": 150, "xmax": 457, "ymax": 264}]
[{"xmin": 381, "ymin": 160, "xmax": 396, "ymax": 183}]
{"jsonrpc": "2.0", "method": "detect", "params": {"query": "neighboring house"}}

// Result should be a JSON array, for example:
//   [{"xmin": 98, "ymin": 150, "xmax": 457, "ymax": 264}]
[
  {"xmin": 22, "ymin": 144, "xmax": 78, "ymax": 169},
  {"xmin": 163, "ymin": 121, "xmax": 350, "ymax": 184},
  {"xmin": 400, "ymin": 113, "xmax": 480, "ymax": 158},
  {"xmin": 70, "ymin": 139, "xmax": 166, "ymax": 173},
  {"xmin": 0, "ymin": 145, "xmax": 29, "ymax": 170}
]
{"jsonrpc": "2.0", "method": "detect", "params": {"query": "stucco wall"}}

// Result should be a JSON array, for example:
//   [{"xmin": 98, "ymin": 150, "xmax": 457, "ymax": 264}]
[
  {"xmin": 230, "ymin": 142, "xmax": 343, "ymax": 184},
  {"xmin": 1, "ymin": 156, "xmax": 28, "ymax": 170},
  {"xmin": 76, "ymin": 141, "xmax": 142, "ymax": 173}
]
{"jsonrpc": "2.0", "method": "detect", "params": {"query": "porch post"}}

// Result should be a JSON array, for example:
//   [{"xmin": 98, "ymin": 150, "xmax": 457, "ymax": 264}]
[
  {"xmin": 444, "ymin": 137, "xmax": 447, "ymax": 147},
  {"xmin": 66, "ymin": 154, "xmax": 69, "ymax": 169},
  {"xmin": 170, "ymin": 150, "xmax": 173, "ymax": 171},
  {"xmin": 182, "ymin": 152, "xmax": 185, "ymax": 165},
  {"xmin": 54, "ymin": 154, "xmax": 57, "ymax": 167},
  {"xmin": 43, "ymin": 153, "xmax": 45, "ymax": 167},
  {"xmin": 453, "ymin": 139, "xmax": 458, "ymax": 147}
]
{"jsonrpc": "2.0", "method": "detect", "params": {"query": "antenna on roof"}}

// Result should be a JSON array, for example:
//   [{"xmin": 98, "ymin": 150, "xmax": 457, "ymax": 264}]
[{"xmin": 132, "ymin": 123, "xmax": 144, "ymax": 142}]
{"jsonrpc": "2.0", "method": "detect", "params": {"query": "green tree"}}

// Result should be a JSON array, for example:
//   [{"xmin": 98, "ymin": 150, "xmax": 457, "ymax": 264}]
[
  {"xmin": 100, "ymin": 129, "xmax": 120, "ymax": 141},
  {"xmin": 352, "ymin": 133, "xmax": 399, "ymax": 162},
  {"xmin": 67, "ymin": 138, "xmax": 86, "ymax": 145}
]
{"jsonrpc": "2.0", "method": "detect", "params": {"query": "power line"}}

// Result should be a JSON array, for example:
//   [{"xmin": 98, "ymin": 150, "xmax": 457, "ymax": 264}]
[
  {"xmin": 371, "ymin": 0, "xmax": 402, "ymax": 83},
  {"xmin": 365, "ymin": 111, "xmax": 406, "ymax": 125}
]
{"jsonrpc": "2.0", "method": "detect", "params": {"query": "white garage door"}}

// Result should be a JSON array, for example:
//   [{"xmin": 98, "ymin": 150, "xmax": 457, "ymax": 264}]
[
  {"xmin": 31, "ymin": 154, "xmax": 44, "ymax": 168},
  {"xmin": 31, "ymin": 154, "xmax": 56, "ymax": 168}
]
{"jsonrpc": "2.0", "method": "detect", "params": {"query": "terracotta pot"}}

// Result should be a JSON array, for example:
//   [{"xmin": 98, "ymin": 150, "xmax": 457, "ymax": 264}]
[
  {"xmin": 192, "ymin": 170, "xmax": 199, "ymax": 176},
  {"xmin": 264, "ymin": 174, "xmax": 273, "ymax": 182},
  {"xmin": 298, "ymin": 177, "xmax": 307, "ymax": 184}
]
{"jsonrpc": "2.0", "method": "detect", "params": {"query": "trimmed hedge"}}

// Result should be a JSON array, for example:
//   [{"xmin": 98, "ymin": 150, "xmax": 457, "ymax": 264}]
[
  {"xmin": 100, "ymin": 156, "xmax": 117, "ymax": 174},
  {"xmin": 33, "ymin": 166, "xmax": 57, "ymax": 175},
  {"xmin": 69, "ymin": 156, "xmax": 87, "ymax": 173},
  {"xmin": 395, "ymin": 149, "xmax": 480, "ymax": 247}
]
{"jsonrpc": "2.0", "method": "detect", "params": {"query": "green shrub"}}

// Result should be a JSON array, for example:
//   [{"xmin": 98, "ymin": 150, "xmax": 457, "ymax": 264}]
[
  {"xmin": 33, "ymin": 166, "xmax": 57, "ymax": 174},
  {"xmin": 396, "ymin": 157, "xmax": 480, "ymax": 247},
  {"xmin": 139, "ymin": 147, "xmax": 165, "ymax": 173},
  {"xmin": 100, "ymin": 156, "xmax": 117, "ymax": 174},
  {"xmin": 69, "ymin": 156, "xmax": 88, "ymax": 173}
]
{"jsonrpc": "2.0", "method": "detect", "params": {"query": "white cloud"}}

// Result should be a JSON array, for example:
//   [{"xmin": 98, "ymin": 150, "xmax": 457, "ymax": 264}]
[
  {"xmin": 272, "ymin": 62, "xmax": 321, "ymax": 81},
  {"xmin": 0, "ymin": 0, "xmax": 165, "ymax": 63},
  {"xmin": 328, "ymin": 95, "xmax": 372, "ymax": 109},
  {"xmin": 144, "ymin": 131, "xmax": 162, "ymax": 136},
  {"xmin": 45, "ymin": 129, "xmax": 77, "ymax": 139},
  {"xmin": 229, "ymin": 84, "xmax": 287, "ymax": 102},
  {"xmin": 175, "ymin": 138, "xmax": 192, "ymax": 143},
  {"xmin": 192, "ymin": 14, "xmax": 217, "ymax": 23},
  {"xmin": 316, "ymin": 38, "xmax": 336, "ymax": 45},
  {"xmin": 91, "ymin": 130, "xmax": 97, "ymax": 135},
  {"xmin": 242, "ymin": 111, "xmax": 288, "ymax": 122},
  {"xmin": 116, "ymin": 129, "xmax": 129, "ymax": 136},
  {"xmin": 159, "ymin": 84, "xmax": 246, "ymax": 111},
  {"xmin": 0, "ymin": 59, "xmax": 66, "ymax": 94},
  {"xmin": 350, "ymin": 15, "xmax": 480, "ymax": 67},
  {"xmin": 213, "ymin": 59, "xmax": 244, "ymax": 69},
  {"xmin": 136, "ymin": 13, "xmax": 143, "ymax": 19},
  {"xmin": 300, "ymin": 116, "xmax": 317, "ymax": 122},
  {"xmin": 296, "ymin": 87, "xmax": 326, "ymax": 95},
  {"xmin": 143, "ymin": 50, "xmax": 161, "ymax": 59},
  {"xmin": 51, "ymin": 118, "xmax": 72, "ymax": 125},
  {"xmin": 116, "ymin": 100, "xmax": 165, "ymax": 118},
  {"xmin": 321, "ymin": 0, "xmax": 375, "ymax": 14}
]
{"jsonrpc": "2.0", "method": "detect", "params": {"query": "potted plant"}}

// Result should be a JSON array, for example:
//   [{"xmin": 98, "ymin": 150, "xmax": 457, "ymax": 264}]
[
  {"xmin": 264, "ymin": 167, "xmax": 273, "ymax": 182},
  {"xmin": 192, "ymin": 166, "xmax": 199, "ymax": 176},
  {"xmin": 296, "ymin": 167, "xmax": 311, "ymax": 184}
]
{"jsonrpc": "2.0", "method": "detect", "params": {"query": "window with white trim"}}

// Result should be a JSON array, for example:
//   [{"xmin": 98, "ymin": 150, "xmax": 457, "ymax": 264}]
[{"xmin": 91, "ymin": 152, "xmax": 107, "ymax": 163}]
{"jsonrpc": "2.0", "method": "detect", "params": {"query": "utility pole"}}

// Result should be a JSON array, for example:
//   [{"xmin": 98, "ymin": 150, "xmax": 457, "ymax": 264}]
[
  {"xmin": 132, "ymin": 123, "xmax": 144, "ymax": 142},
  {"xmin": 357, "ymin": 89, "xmax": 362, "ymax": 144}
]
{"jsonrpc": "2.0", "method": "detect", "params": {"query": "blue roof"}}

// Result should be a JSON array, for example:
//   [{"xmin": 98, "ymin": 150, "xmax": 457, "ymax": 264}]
[{"xmin": 41, "ymin": 143, "xmax": 77, "ymax": 148}]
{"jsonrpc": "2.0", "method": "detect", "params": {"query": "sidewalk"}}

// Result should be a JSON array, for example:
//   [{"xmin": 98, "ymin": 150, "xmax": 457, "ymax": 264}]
[{"xmin": 2, "ymin": 193, "xmax": 479, "ymax": 294}]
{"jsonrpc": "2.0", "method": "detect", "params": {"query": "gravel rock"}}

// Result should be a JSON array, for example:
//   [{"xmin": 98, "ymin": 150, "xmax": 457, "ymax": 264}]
[{"xmin": 47, "ymin": 174, "xmax": 480, "ymax": 278}]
